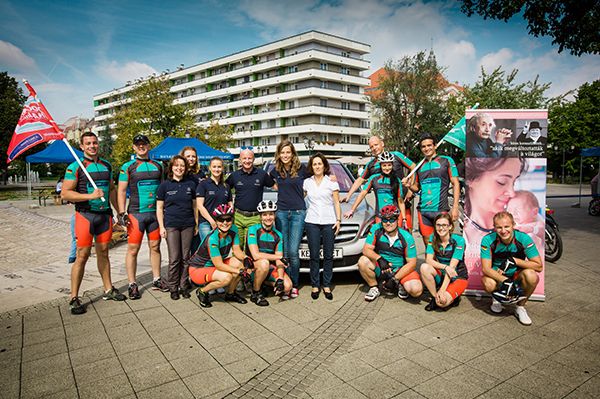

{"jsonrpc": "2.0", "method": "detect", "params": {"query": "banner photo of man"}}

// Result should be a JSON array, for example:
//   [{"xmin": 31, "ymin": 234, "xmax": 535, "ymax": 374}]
[{"xmin": 463, "ymin": 109, "xmax": 547, "ymax": 301}]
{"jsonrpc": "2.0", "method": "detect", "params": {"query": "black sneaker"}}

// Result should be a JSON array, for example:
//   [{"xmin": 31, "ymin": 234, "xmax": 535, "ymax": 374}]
[
  {"xmin": 69, "ymin": 297, "xmax": 86, "ymax": 315},
  {"xmin": 250, "ymin": 291, "xmax": 269, "ymax": 306},
  {"xmin": 425, "ymin": 297, "xmax": 438, "ymax": 311},
  {"xmin": 225, "ymin": 292, "xmax": 248, "ymax": 304},
  {"xmin": 170, "ymin": 291, "xmax": 180, "ymax": 300},
  {"xmin": 102, "ymin": 287, "xmax": 126, "ymax": 301},
  {"xmin": 180, "ymin": 287, "xmax": 191, "ymax": 299},
  {"xmin": 128, "ymin": 283, "xmax": 141, "ymax": 300},
  {"xmin": 196, "ymin": 289, "xmax": 212, "ymax": 308},
  {"xmin": 274, "ymin": 279, "xmax": 284, "ymax": 296},
  {"xmin": 152, "ymin": 278, "xmax": 169, "ymax": 292}
]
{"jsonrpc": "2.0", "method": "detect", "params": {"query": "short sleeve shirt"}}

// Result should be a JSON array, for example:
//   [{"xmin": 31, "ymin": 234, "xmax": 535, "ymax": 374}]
[
  {"xmin": 365, "ymin": 223, "xmax": 417, "ymax": 271},
  {"xmin": 188, "ymin": 225, "xmax": 240, "ymax": 267},
  {"xmin": 270, "ymin": 165, "xmax": 309, "ymax": 211},
  {"xmin": 303, "ymin": 175, "xmax": 340, "ymax": 224},
  {"xmin": 245, "ymin": 224, "xmax": 283, "ymax": 256},
  {"xmin": 416, "ymin": 155, "xmax": 458, "ymax": 212},
  {"xmin": 119, "ymin": 158, "xmax": 163, "ymax": 214},
  {"xmin": 226, "ymin": 168, "xmax": 274, "ymax": 212},
  {"xmin": 196, "ymin": 179, "xmax": 232, "ymax": 223},
  {"xmin": 64, "ymin": 157, "xmax": 112, "ymax": 214},
  {"xmin": 156, "ymin": 178, "xmax": 197, "ymax": 228},
  {"xmin": 361, "ymin": 151, "xmax": 414, "ymax": 181},
  {"xmin": 481, "ymin": 230, "xmax": 540, "ymax": 275},
  {"xmin": 365, "ymin": 173, "xmax": 404, "ymax": 213},
  {"xmin": 426, "ymin": 233, "xmax": 468, "ymax": 280}
]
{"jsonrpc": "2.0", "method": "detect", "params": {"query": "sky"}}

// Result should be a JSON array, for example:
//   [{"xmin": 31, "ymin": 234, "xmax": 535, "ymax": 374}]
[{"xmin": 1, "ymin": 0, "xmax": 598, "ymax": 123}]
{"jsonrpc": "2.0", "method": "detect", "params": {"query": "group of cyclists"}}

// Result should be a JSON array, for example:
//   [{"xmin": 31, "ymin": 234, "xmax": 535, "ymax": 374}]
[{"xmin": 62, "ymin": 130, "xmax": 542, "ymax": 326}]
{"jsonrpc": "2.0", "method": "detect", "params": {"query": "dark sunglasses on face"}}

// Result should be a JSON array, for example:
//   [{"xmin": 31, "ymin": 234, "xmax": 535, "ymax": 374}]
[
  {"xmin": 381, "ymin": 218, "xmax": 397, "ymax": 224},
  {"xmin": 217, "ymin": 217, "xmax": 233, "ymax": 223}
]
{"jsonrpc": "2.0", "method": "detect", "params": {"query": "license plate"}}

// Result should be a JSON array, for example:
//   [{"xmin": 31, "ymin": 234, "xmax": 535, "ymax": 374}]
[{"xmin": 299, "ymin": 248, "xmax": 343, "ymax": 260}]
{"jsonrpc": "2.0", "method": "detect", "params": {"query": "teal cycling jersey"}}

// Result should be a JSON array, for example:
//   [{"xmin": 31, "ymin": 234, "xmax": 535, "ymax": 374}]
[
  {"xmin": 365, "ymin": 223, "xmax": 417, "ymax": 271},
  {"xmin": 365, "ymin": 173, "xmax": 404, "ymax": 213},
  {"xmin": 361, "ymin": 151, "xmax": 414, "ymax": 181},
  {"xmin": 481, "ymin": 230, "xmax": 539, "ymax": 276},
  {"xmin": 416, "ymin": 155, "xmax": 458, "ymax": 212},
  {"xmin": 245, "ymin": 223, "xmax": 283, "ymax": 256},
  {"xmin": 119, "ymin": 158, "xmax": 163, "ymax": 213},
  {"xmin": 188, "ymin": 225, "xmax": 240, "ymax": 268},
  {"xmin": 64, "ymin": 157, "xmax": 112, "ymax": 214},
  {"xmin": 426, "ymin": 233, "xmax": 468, "ymax": 280}
]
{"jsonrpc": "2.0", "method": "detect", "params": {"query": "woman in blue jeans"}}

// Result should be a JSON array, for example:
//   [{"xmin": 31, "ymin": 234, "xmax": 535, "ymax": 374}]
[
  {"xmin": 303, "ymin": 153, "xmax": 341, "ymax": 300},
  {"xmin": 270, "ymin": 140, "xmax": 309, "ymax": 298}
]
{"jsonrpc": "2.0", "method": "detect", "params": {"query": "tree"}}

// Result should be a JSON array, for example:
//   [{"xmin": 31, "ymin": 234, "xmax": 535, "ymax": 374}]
[
  {"xmin": 371, "ymin": 51, "xmax": 452, "ymax": 160},
  {"xmin": 203, "ymin": 121, "xmax": 234, "ymax": 151},
  {"xmin": 548, "ymin": 80, "xmax": 600, "ymax": 180},
  {"xmin": 0, "ymin": 72, "xmax": 27, "ymax": 184},
  {"xmin": 447, "ymin": 67, "xmax": 551, "ymax": 122},
  {"xmin": 111, "ymin": 77, "xmax": 202, "ymax": 166},
  {"xmin": 459, "ymin": 0, "xmax": 600, "ymax": 56}
]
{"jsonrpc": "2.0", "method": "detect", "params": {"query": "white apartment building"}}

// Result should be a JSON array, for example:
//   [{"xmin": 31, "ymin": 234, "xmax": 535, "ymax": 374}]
[{"xmin": 93, "ymin": 31, "xmax": 372, "ymax": 158}]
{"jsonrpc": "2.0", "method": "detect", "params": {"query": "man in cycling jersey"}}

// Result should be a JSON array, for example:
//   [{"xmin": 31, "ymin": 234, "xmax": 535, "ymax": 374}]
[
  {"xmin": 62, "ymin": 132, "xmax": 126, "ymax": 314},
  {"xmin": 245, "ymin": 200, "xmax": 293, "ymax": 306},
  {"xmin": 187, "ymin": 205, "xmax": 248, "ymax": 308},
  {"xmin": 358, "ymin": 205, "xmax": 422, "ymax": 302},
  {"xmin": 117, "ymin": 134, "xmax": 165, "ymax": 299},
  {"xmin": 481, "ymin": 211, "xmax": 543, "ymax": 325}
]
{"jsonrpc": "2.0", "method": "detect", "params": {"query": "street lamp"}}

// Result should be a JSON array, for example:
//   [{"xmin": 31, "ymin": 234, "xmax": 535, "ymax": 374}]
[
  {"xmin": 553, "ymin": 144, "xmax": 575, "ymax": 184},
  {"xmin": 303, "ymin": 136, "xmax": 315, "ymax": 156}
]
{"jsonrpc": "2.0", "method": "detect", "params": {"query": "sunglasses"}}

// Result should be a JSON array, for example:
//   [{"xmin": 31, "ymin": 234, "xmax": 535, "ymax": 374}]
[
  {"xmin": 381, "ymin": 218, "xmax": 397, "ymax": 224},
  {"xmin": 216, "ymin": 217, "xmax": 233, "ymax": 223},
  {"xmin": 435, "ymin": 224, "xmax": 450, "ymax": 228}
]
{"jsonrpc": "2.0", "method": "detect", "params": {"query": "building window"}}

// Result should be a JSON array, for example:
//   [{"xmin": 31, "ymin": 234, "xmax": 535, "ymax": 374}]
[
  {"xmin": 341, "ymin": 118, "xmax": 350, "ymax": 127},
  {"xmin": 342, "ymin": 134, "xmax": 351, "ymax": 144},
  {"xmin": 320, "ymin": 81, "xmax": 328, "ymax": 89},
  {"xmin": 320, "ymin": 116, "xmax": 328, "ymax": 124},
  {"xmin": 341, "ymin": 101, "xmax": 349, "ymax": 110},
  {"xmin": 288, "ymin": 65, "xmax": 298, "ymax": 73},
  {"xmin": 320, "ymin": 99, "xmax": 328, "ymax": 107},
  {"xmin": 320, "ymin": 133, "xmax": 328, "ymax": 141},
  {"xmin": 320, "ymin": 63, "xmax": 328, "ymax": 71},
  {"xmin": 341, "ymin": 51, "xmax": 350, "ymax": 57},
  {"xmin": 361, "ymin": 120, "xmax": 370, "ymax": 129},
  {"xmin": 360, "ymin": 136, "xmax": 368, "ymax": 144},
  {"xmin": 287, "ymin": 101, "xmax": 295, "ymax": 109},
  {"xmin": 341, "ymin": 67, "xmax": 350, "ymax": 75},
  {"xmin": 290, "ymin": 118, "xmax": 298, "ymax": 126},
  {"xmin": 291, "ymin": 136, "xmax": 299, "ymax": 143}
]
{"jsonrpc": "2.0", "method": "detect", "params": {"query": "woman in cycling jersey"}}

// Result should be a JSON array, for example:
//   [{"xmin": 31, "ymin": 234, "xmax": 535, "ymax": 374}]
[
  {"xmin": 196, "ymin": 157, "xmax": 232, "ymax": 241},
  {"xmin": 420, "ymin": 213, "xmax": 468, "ymax": 311}
]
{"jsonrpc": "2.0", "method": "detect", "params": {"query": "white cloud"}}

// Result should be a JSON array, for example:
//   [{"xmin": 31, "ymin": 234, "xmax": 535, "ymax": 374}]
[
  {"xmin": 96, "ymin": 60, "xmax": 157, "ymax": 84},
  {"xmin": 0, "ymin": 40, "xmax": 36, "ymax": 71}
]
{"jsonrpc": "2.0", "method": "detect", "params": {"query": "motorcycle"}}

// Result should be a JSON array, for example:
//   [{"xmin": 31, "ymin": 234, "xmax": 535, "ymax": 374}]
[
  {"xmin": 545, "ymin": 207, "xmax": 563, "ymax": 263},
  {"xmin": 589, "ymin": 197, "xmax": 600, "ymax": 216}
]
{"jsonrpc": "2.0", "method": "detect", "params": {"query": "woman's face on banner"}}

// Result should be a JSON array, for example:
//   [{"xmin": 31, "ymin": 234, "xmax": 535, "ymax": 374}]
[{"xmin": 469, "ymin": 158, "xmax": 522, "ymax": 214}]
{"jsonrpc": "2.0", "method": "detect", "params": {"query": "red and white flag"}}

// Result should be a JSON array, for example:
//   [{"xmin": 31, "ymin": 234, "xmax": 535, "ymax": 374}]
[{"xmin": 6, "ymin": 81, "xmax": 64, "ymax": 163}]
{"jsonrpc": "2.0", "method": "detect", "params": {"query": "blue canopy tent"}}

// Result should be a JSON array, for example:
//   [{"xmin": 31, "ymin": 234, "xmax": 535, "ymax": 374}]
[
  {"xmin": 149, "ymin": 137, "xmax": 233, "ymax": 161},
  {"xmin": 25, "ymin": 140, "xmax": 83, "ymax": 198}
]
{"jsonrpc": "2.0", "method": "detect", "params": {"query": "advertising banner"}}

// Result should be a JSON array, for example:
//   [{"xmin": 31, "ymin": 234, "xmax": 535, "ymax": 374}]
[{"xmin": 463, "ymin": 109, "xmax": 547, "ymax": 300}]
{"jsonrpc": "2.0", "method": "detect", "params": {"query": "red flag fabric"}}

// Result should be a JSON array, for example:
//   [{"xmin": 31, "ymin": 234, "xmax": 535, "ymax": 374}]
[{"xmin": 6, "ymin": 81, "xmax": 64, "ymax": 163}]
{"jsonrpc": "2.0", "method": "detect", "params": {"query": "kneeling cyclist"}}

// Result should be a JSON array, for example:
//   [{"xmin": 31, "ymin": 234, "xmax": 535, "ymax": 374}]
[
  {"xmin": 358, "ymin": 205, "xmax": 422, "ymax": 302},
  {"xmin": 245, "ymin": 200, "xmax": 293, "ymax": 306},
  {"xmin": 420, "ymin": 213, "xmax": 468, "ymax": 311},
  {"xmin": 481, "ymin": 211, "xmax": 543, "ymax": 325},
  {"xmin": 188, "ymin": 204, "xmax": 248, "ymax": 308}
]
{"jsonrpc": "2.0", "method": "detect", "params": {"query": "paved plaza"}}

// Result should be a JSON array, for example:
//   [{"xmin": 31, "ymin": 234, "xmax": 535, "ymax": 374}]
[{"xmin": 0, "ymin": 185, "xmax": 599, "ymax": 398}]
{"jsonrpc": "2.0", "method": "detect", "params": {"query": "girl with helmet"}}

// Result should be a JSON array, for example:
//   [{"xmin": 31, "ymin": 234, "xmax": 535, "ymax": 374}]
[
  {"xmin": 187, "ymin": 204, "xmax": 248, "ymax": 308},
  {"xmin": 343, "ymin": 151, "xmax": 407, "ymax": 228},
  {"xmin": 420, "ymin": 213, "xmax": 468, "ymax": 311},
  {"xmin": 245, "ymin": 200, "xmax": 293, "ymax": 306}
]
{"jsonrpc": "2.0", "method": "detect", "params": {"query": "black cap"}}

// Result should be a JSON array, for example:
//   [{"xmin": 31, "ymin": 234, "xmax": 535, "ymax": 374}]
[
  {"xmin": 419, "ymin": 132, "xmax": 436, "ymax": 145},
  {"xmin": 529, "ymin": 121, "xmax": 541, "ymax": 130},
  {"xmin": 133, "ymin": 134, "xmax": 150, "ymax": 144}
]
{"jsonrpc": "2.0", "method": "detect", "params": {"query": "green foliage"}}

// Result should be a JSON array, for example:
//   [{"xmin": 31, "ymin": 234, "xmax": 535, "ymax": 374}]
[
  {"xmin": 0, "ymin": 72, "xmax": 27, "ymax": 183},
  {"xmin": 111, "ymin": 77, "xmax": 202, "ymax": 166},
  {"xmin": 371, "ymin": 51, "xmax": 452, "ymax": 160},
  {"xmin": 460, "ymin": 0, "xmax": 600, "ymax": 56},
  {"xmin": 548, "ymin": 80, "xmax": 600, "ymax": 180},
  {"xmin": 202, "ymin": 121, "xmax": 234, "ymax": 151}
]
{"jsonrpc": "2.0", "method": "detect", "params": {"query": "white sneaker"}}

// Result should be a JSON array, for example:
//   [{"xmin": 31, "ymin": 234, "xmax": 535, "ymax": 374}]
[
  {"xmin": 490, "ymin": 299, "xmax": 503, "ymax": 314},
  {"xmin": 514, "ymin": 306, "xmax": 532, "ymax": 325},
  {"xmin": 365, "ymin": 286, "xmax": 380, "ymax": 302},
  {"xmin": 397, "ymin": 284, "xmax": 409, "ymax": 299}
]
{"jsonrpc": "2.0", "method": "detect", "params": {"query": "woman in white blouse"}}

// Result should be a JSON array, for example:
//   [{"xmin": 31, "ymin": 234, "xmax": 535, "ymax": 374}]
[{"xmin": 303, "ymin": 153, "xmax": 342, "ymax": 300}]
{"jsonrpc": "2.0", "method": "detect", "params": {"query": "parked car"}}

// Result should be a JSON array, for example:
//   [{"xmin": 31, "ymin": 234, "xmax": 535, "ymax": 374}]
[{"xmin": 262, "ymin": 160, "xmax": 375, "ymax": 272}]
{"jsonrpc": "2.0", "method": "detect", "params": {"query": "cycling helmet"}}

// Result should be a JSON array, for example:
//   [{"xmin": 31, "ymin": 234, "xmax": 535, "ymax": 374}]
[
  {"xmin": 257, "ymin": 200, "xmax": 277, "ymax": 213},
  {"xmin": 212, "ymin": 204, "xmax": 235, "ymax": 219},
  {"xmin": 380, "ymin": 205, "xmax": 400, "ymax": 219},
  {"xmin": 378, "ymin": 151, "xmax": 395, "ymax": 163}
]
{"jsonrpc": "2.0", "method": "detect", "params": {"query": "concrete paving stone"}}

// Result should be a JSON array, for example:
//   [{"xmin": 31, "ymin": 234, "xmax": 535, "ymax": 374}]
[
  {"xmin": 110, "ymin": 330, "xmax": 155, "ymax": 355},
  {"xmin": 260, "ymin": 345, "xmax": 293, "ymax": 364},
  {"xmin": 21, "ymin": 352, "xmax": 71, "ymax": 381},
  {"xmin": 72, "ymin": 355, "xmax": 123, "ymax": 385},
  {"xmin": 563, "ymin": 375, "xmax": 600, "ymax": 399},
  {"xmin": 303, "ymin": 317, "xmax": 329, "ymax": 332},
  {"xmin": 0, "ymin": 317, "xmax": 22, "ymax": 339},
  {"xmin": 355, "ymin": 335, "xmax": 428, "ymax": 369},
  {"xmin": 548, "ymin": 344, "xmax": 600, "ymax": 374},
  {"xmin": 311, "ymin": 381, "xmax": 368, "ymax": 399},
  {"xmin": 361, "ymin": 323, "xmax": 396, "ymax": 342},
  {"xmin": 118, "ymin": 346, "xmax": 168, "ymax": 372},
  {"xmin": 21, "ymin": 336, "xmax": 68, "ymax": 362},
  {"xmin": 135, "ymin": 305, "xmax": 174, "ymax": 324},
  {"xmin": 0, "ymin": 333, "xmax": 21, "ymax": 352},
  {"xmin": 348, "ymin": 335, "xmax": 375, "ymax": 352},
  {"xmin": 183, "ymin": 365, "xmax": 239, "ymax": 398},
  {"xmin": 148, "ymin": 325, "xmax": 191, "ymax": 345},
  {"xmin": 466, "ymin": 344, "xmax": 543, "ymax": 381},
  {"xmin": 440, "ymin": 364, "xmax": 500, "ymax": 392},
  {"xmin": 159, "ymin": 336, "xmax": 208, "ymax": 361},
  {"xmin": 305, "ymin": 369, "xmax": 345, "ymax": 396},
  {"xmin": 414, "ymin": 373, "xmax": 490, "ymax": 399},
  {"xmin": 375, "ymin": 315, "xmax": 430, "ymax": 337},
  {"xmin": 63, "ymin": 317, "xmax": 104, "ymax": 338},
  {"xmin": 390, "ymin": 389, "xmax": 428, "ymax": 399},
  {"xmin": 60, "ymin": 303, "xmax": 101, "ymax": 326},
  {"xmin": 543, "ymin": 315, "xmax": 599, "ymax": 342},
  {"xmin": 22, "ymin": 307, "xmax": 62, "ymax": 333},
  {"xmin": 476, "ymin": 381, "xmax": 539, "ymax": 399},
  {"xmin": 125, "ymin": 295, "xmax": 162, "ymax": 312},
  {"xmin": 407, "ymin": 349, "xmax": 462, "ymax": 375},
  {"xmin": 195, "ymin": 328, "xmax": 241, "ymax": 350},
  {"xmin": 527, "ymin": 358, "xmax": 595, "ymax": 389},
  {"xmin": 328, "ymin": 352, "xmax": 376, "ymax": 381},
  {"xmin": 0, "ymin": 360, "xmax": 19, "ymax": 384},
  {"xmin": 223, "ymin": 357, "xmax": 269, "ymax": 384},
  {"xmin": 349, "ymin": 369, "xmax": 409, "ymax": 399},
  {"xmin": 91, "ymin": 299, "xmax": 132, "ymax": 318},
  {"xmin": 67, "ymin": 328, "xmax": 112, "ymax": 352},
  {"xmin": 126, "ymin": 361, "xmax": 180, "ymax": 392},
  {"xmin": 275, "ymin": 324, "xmax": 314, "ymax": 346},
  {"xmin": 379, "ymin": 358, "xmax": 438, "ymax": 388},
  {"xmin": 0, "ymin": 378, "xmax": 19, "ymax": 399},
  {"xmin": 244, "ymin": 332, "xmax": 290, "ymax": 355},
  {"xmin": 170, "ymin": 351, "xmax": 221, "ymax": 379},
  {"xmin": 101, "ymin": 311, "xmax": 140, "ymax": 329},
  {"xmin": 429, "ymin": 330, "xmax": 502, "ymax": 364},
  {"xmin": 43, "ymin": 386, "xmax": 79, "ymax": 399},
  {"xmin": 20, "ymin": 368, "xmax": 75, "ymax": 399},
  {"xmin": 78, "ymin": 372, "xmax": 135, "ymax": 399},
  {"xmin": 69, "ymin": 341, "xmax": 116, "ymax": 368},
  {"xmin": 505, "ymin": 369, "xmax": 573, "ymax": 399},
  {"xmin": 404, "ymin": 324, "xmax": 456, "ymax": 348}
]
